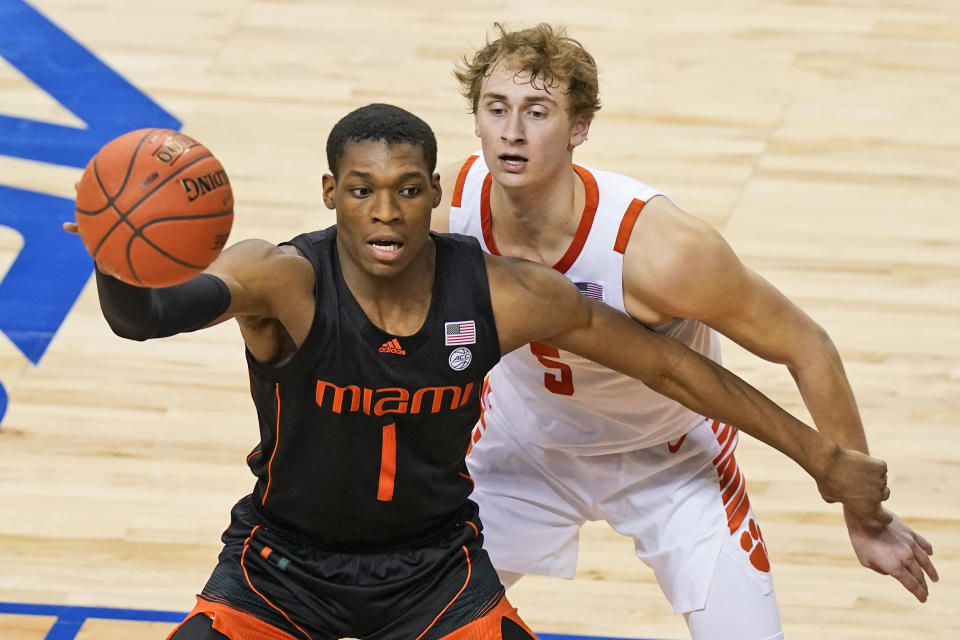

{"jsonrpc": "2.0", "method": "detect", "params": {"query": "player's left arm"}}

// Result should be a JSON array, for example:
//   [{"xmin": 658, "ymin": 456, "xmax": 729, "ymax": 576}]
[
  {"xmin": 622, "ymin": 195, "xmax": 937, "ymax": 601},
  {"xmin": 486, "ymin": 253, "xmax": 891, "ymax": 525}
]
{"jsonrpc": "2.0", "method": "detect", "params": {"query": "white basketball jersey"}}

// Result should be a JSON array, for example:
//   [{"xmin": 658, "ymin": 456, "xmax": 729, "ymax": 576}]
[{"xmin": 450, "ymin": 154, "xmax": 722, "ymax": 454}]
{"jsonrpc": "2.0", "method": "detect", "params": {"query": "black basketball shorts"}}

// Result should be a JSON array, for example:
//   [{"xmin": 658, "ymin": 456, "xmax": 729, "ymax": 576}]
[{"xmin": 169, "ymin": 495, "xmax": 519, "ymax": 640}]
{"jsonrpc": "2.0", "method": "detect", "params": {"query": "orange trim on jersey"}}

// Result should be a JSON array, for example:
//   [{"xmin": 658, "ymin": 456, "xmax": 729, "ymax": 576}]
[
  {"xmin": 246, "ymin": 449, "xmax": 262, "ymax": 464},
  {"xmin": 167, "ymin": 597, "xmax": 298, "ymax": 640},
  {"xmin": 480, "ymin": 174, "xmax": 500, "ymax": 255},
  {"xmin": 451, "ymin": 155, "xmax": 480, "ymax": 208},
  {"xmin": 378, "ymin": 423, "xmax": 397, "ymax": 501},
  {"xmin": 553, "ymin": 165, "xmax": 600, "ymax": 274},
  {"xmin": 262, "ymin": 384, "xmax": 281, "ymax": 505},
  {"xmin": 414, "ymin": 545, "xmax": 472, "ymax": 640},
  {"xmin": 459, "ymin": 472, "xmax": 475, "ymax": 490},
  {"xmin": 613, "ymin": 198, "xmax": 647, "ymax": 254},
  {"xmin": 240, "ymin": 526, "xmax": 311, "ymax": 639},
  {"xmin": 259, "ymin": 545, "xmax": 273, "ymax": 560},
  {"xmin": 479, "ymin": 165, "xmax": 600, "ymax": 275}
]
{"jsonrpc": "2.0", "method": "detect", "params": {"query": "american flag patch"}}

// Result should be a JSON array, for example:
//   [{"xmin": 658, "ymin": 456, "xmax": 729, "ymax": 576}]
[
  {"xmin": 575, "ymin": 282, "xmax": 604, "ymax": 302},
  {"xmin": 445, "ymin": 320, "xmax": 476, "ymax": 345}
]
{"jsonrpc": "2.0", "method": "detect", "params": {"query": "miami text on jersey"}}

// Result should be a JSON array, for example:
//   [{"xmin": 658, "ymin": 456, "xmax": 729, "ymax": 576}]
[{"xmin": 315, "ymin": 380, "xmax": 476, "ymax": 416}]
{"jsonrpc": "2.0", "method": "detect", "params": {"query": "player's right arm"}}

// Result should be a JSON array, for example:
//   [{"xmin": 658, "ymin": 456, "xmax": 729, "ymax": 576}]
[{"xmin": 65, "ymin": 221, "xmax": 315, "ymax": 364}]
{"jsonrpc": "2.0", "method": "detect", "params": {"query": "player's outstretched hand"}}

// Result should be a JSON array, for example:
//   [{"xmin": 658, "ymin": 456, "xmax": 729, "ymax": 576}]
[
  {"xmin": 815, "ymin": 447, "xmax": 893, "ymax": 526},
  {"xmin": 845, "ymin": 506, "xmax": 938, "ymax": 602}
]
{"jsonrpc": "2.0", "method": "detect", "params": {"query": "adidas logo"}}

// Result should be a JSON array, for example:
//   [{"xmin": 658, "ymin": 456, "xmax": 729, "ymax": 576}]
[{"xmin": 378, "ymin": 338, "xmax": 406, "ymax": 355}]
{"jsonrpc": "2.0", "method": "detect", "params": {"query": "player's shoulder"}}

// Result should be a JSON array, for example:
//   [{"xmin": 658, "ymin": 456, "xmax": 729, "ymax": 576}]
[
  {"xmin": 438, "ymin": 153, "xmax": 487, "ymax": 191},
  {"xmin": 436, "ymin": 153, "xmax": 489, "ymax": 233},
  {"xmin": 219, "ymin": 237, "xmax": 285, "ymax": 262},
  {"xmin": 283, "ymin": 225, "xmax": 336, "ymax": 251},
  {"xmin": 432, "ymin": 229, "xmax": 481, "ymax": 246},
  {"xmin": 648, "ymin": 197, "xmax": 726, "ymax": 250},
  {"xmin": 202, "ymin": 236, "xmax": 314, "ymax": 320},
  {"xmin": 430, "ymin": 230, "xmax": 484, "ymax": 260},
  {"xmin": 577, "ymin": 162, "xmax": 663, "ymax": 205},
  {"xmin": 624, "ymin": 196, "xmax": 738, "ymax": 299},
  {"xmin": 215, "ymin": 237, "xmax": 312, "ymax": 276}
]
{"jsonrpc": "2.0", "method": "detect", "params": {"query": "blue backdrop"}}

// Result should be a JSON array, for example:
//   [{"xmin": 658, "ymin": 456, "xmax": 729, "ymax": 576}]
[{"xmin": 0, "ymin": 0, "xmax": 180, "ymax": 424}]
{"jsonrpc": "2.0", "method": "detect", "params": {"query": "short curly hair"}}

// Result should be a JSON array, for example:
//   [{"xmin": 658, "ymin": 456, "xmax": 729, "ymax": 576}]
[
  {"xmin": 454, "ymin": 23, "xmax": 601, "ymax": 122},
  {"xmin": 326, "ymin": 103, "xmax": 437, "ymax": 178}
]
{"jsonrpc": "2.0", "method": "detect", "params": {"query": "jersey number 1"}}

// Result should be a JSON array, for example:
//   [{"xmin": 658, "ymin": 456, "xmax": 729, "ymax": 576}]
[
  {"xmin": 530, "ymin": 342, "xmax": 574, "ymax": 396},
  {"xmin": 377, "ymin": 423, "xmax": 396, "ymax": 501}
]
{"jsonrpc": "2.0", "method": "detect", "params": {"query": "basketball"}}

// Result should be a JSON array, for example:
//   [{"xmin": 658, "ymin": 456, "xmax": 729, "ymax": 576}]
[{"xmin": 74, "ymin": 128, "xmax": 234, "ymax": 287}]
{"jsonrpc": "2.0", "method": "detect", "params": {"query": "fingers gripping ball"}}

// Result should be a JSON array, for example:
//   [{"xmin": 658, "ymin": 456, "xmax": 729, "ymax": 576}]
[{"xmin": 75, "ymin": 128, "xmax": 234, "ymax": 286}]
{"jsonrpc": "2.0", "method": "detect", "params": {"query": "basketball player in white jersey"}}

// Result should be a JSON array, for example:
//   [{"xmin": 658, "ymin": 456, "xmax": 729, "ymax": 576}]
[{"xmin": 431, "ymin": 23, "xmax": 938, "ymax": 639}]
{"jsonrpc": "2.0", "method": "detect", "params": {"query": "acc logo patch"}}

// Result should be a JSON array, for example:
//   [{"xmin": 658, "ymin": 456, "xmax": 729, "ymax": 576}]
[{"xmin": 448, "ymin": 347, "xmax": 472, "ymax": 371}]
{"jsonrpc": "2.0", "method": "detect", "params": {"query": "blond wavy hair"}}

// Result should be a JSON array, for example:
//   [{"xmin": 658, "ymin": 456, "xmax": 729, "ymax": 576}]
[{"xmin": 454, "ymin": 23, "xmax": 601, "ymax": 121}]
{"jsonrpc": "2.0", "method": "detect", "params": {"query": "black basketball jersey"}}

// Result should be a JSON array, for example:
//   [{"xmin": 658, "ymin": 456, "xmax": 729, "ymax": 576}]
[{"xmin": 244, "ymin": 226, "xmax": 500, "ymax": 548}]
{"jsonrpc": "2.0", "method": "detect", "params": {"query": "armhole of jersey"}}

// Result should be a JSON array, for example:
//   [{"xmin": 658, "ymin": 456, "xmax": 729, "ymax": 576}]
[
  {"xmin": 472, "ymin": 246, "xmax": 502, "ymax": 363},
  {"xmin": 246, "ymin": 234, "xmax": 325, "ymax": 377},
  {"xmin": 613, "ymin": 198, "xmax": 647, "ymax": 254},
  {"xmin": 451, "ymin": 155, "xmax": 480, "ymax": 208},
  {"xmin": 279, "ymin": 235, "xmax": 321, "ymax": 304}
]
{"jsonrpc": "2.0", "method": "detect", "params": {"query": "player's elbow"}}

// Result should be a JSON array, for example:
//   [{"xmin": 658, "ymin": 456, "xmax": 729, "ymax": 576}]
[
  {"xmin": 786, "ymin": 322, "xmax": 840, "ymax": 373},
  {"xmin": 99, "ymin": 294, "xmax": 161, "ymax": 341},
  {"xmin": 103, "ymin": 313, "xmax": 156, "ymax": 341}
]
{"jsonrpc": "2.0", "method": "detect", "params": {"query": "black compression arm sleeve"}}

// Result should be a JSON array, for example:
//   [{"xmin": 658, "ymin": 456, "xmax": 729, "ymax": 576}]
[{"xmin": 95, "ymin": 269, "xmax": 231, "ymax": 341}]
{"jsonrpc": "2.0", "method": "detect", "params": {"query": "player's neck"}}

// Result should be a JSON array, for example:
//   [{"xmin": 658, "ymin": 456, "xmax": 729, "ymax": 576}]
[
  {"xmin": 339, "ymin": 239, "xmax": 436, "ymax": 336},
  {"xmin": 488, "ymin": 165, "xmax": 585, "ymax": 264}
]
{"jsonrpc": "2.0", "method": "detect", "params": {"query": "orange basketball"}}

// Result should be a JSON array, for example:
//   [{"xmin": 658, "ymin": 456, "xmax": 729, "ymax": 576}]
[{"xmin": 75, "ymin": 128, "xmax": 234, "ymax": 287}]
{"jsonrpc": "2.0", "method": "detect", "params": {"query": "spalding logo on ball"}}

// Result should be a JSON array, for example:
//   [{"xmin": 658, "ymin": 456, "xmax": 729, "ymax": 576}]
[{"xmin": 75, "ymin": 128, "xmax": 234, "ymax": 287}]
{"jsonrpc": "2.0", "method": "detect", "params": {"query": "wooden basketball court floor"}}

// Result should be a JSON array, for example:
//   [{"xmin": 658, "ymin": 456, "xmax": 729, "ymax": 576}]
[{"xmin": 0, "ymin": 0, "xmax": 957, "ymax": 638}]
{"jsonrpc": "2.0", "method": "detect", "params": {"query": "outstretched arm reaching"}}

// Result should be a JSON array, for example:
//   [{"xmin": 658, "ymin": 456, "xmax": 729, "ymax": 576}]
[
  {"xmin": 64, "ymin": 221, "xmax": 315, "ymax": 365},
  {"xmin": 487, "ymin": 252, "xmax": 892, "ymax": 526},
  {"xmin": 618, "ymin": 196, "xmax": 937, "ymax": 601}
]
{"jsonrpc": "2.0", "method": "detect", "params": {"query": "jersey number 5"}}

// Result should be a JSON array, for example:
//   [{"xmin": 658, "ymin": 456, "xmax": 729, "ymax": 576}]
[{"xmin": 529, "ymin": 342, "xmax": 574, "ymax": 396}]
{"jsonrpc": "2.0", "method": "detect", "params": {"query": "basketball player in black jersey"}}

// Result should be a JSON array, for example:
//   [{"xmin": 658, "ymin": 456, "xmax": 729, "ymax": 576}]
[{"xmin": 67, "ymin": 103, "xmax": 892, "ymax": 640}]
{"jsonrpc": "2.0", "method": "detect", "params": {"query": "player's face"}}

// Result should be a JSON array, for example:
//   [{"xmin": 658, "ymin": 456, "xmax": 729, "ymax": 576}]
[
  {"xmin": 474, "ymin": 61, "xmax": 590, "ymax": 188},
  {"xmin": 323, "ymin": 140, "xmax": 441, "ymax": 279}
]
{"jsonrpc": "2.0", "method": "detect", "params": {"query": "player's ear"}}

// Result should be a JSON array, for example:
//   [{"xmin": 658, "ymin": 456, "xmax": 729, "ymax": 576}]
[
  {"xmin": 321, "ymin": 174, "xmax": 337, "ymax": 210},
  {"xmin": 569, "ymin": 114, "xmax": 591, "ymax": 150},
  {"xmin": 431, "ymin": 172, "xmax": 442, "ymax": 208}
]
